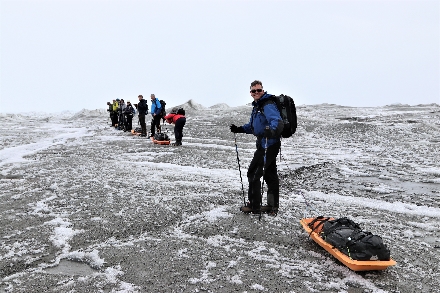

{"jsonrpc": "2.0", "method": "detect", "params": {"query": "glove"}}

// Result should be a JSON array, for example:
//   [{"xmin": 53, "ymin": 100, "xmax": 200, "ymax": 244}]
[
  {"xmin": 230, "ymin": 124, "xmax": 244, "ymax": 133},
  {"xmin": 264, "ymin": 126, "xmax": 274, "ymax": 138}
]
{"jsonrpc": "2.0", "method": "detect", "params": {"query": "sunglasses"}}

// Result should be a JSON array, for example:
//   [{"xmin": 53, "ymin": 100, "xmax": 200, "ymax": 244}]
[{"xmin": 250, "ymin": 89, "xmax": 263, "ymax": 93}]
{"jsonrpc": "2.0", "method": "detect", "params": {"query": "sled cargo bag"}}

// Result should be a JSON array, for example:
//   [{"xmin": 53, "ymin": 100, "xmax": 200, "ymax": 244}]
[
  {"xmin": 300, "ymin": 217, "xmax": 396, "ymax": 271},
  {"xmin": 151, "ymin": 132, "xmax": 171, "ymax": 145},
  {"xmin": 131, "ymin": 127, "xmax": 142, "ymax": 135},
  {"xmin": 320, "ymin": 217, "xmax": 391, "ymax": 261}
]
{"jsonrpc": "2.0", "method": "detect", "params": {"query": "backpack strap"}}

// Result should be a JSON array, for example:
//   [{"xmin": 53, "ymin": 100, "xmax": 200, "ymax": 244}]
[
  {"xmin": 307, "ymin": 216, "xmax": 331, "ymax": 236},
  {"xmin": 257, "ymin": 96, "xmax": 275, "ymax": 114}
]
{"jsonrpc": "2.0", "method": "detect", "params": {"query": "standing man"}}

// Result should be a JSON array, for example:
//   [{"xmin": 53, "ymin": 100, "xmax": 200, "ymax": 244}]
[
  {"xmin": 118, "ymin": 99, "xmax": 126, "ymax": 130},
  {"xmin": 124, "ymin": 100, "xmax": 135, "ymax": 132},
  {"xmin": 107, "ymin": 102, "xmax": 113, "ymax": 126},
  {"xmin": 230, "ymin": 80, "xmax": 283, "ymax": 215},
  {"xmin": 150, "ymin": 94, "xmax": 162, "ymax": 137},
  {"xmin": 112, "ymin": 99, "xmax": 119, "ymax": 127},
  {"xmin": 137, "ymin": 95, "xmax": 148, "ymax": 137}
]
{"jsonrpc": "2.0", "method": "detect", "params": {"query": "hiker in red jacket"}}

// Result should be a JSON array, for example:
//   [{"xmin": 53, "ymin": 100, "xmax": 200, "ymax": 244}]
[{"xmin": 164, "ymin": 107, "xmax": 186, "ymax": 146}]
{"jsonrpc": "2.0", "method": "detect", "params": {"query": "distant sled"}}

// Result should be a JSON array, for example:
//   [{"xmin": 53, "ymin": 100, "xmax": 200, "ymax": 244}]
[
  {"xmin": 131, "ymin": 129, "xmax": 142, "ymax": 136},
  {"xmin": 150, "ymin": 133, "xmax": 171, "ymax": 145},
  {"xmin": 300, "ymin": 218, "xmax": 397, "ymax": 271}
]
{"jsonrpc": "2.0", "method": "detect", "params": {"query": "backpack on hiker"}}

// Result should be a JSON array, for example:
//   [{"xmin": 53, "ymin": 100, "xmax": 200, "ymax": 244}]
[
  {"xmin": 260, "ymin": 94, "xmax": 297, "ymax": 138},
  {"xmin": 320, "ymin": 217, "xmax": 391, "ymax": 261},
  {"xmin": 159, "ymin": 100, "xmax": 166, "ymax": 118},
  {"xmin": 170, "ymin": 106, "xmax": 185, "ymax": 116},
  {"xmin": 176, "ymin": 107, "xmax": 185, "ymax": 115}
]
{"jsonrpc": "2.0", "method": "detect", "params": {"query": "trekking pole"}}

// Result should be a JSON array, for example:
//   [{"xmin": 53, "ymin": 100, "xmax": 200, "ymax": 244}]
[
  {"xmin": 259, "ymin": 136, "xmax": 268, "ymax": 221},
  {"xmin": 233, "ymin": 133, "xmax": 246, "ymax": 206}
]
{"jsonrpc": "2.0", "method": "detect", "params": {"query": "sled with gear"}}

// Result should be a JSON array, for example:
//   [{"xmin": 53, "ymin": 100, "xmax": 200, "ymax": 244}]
[
  {"xmin": 131, "ymin": 127, "xmax": 143, "ymax": 136},
  {"xmin": 150, "ymin": 132, "xmax": 171, "ymax": 145},
  {"xmin": 300, "ymin": 216, "xmax": 396, "ymax": 271}
]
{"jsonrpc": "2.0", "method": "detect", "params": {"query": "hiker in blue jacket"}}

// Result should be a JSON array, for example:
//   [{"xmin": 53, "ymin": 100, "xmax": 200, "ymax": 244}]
[
  {"xmin": 150, "ymin": 94, "xmax": 162, "ymax": 137},
  {"xmin": 230, "ymin": 80, "xmax": 283, "ymax": 215}
]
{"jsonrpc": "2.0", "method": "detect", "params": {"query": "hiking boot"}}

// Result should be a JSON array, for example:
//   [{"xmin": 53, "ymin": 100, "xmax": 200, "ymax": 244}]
[
  {"xmin": 261, "ymin": 205, "xmax": 278, "ymax": 216},
  {"xmin": 260, "ymin": 205, "xmax": 272, "ymax": 213},
  {"xmin": 240, "ymin": 202, "xmax": 260, "ymax": 214}
]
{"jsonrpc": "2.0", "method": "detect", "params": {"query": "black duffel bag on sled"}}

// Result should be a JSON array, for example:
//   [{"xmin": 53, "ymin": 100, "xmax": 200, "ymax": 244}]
[
  {"xmin": 153, "ymin": 132, "xmax": 170, "ymax": 141},
  {"xmin": 320, "ymin": 217, "xmax": 391, "ymax": 261}
]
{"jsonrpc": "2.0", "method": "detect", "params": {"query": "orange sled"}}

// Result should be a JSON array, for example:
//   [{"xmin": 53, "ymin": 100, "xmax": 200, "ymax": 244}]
[
  {"xmin": 150, "ymin": 136, "xmax": 171, "ymax": 145},
  {"xmin": 131, "ymin": 129, "xmax": 142, "ymax": 136},
  {"xmin": 300, "ymin": 218, "xmax": 397, "ymax": 271}
]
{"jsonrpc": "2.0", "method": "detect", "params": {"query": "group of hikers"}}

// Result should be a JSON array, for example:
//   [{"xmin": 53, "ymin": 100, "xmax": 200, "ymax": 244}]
[
  {"xmin": 105, "ymin": 83, "xmax": 393, "ymax": 268},
  {"xmin": 106, "ymin": 94, "xmax": 186, "ymax": 146},
  {"xmin": 106, "ymin": 80, "xmax": 294, "ymax": 216}
]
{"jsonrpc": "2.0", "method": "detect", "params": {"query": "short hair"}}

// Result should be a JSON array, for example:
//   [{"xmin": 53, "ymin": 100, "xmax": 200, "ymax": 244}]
[
  {"xmin": 250, "ymin": 80, "xmax": 263, "ymax": 89},
  {"xmin": 138, "ymin": 95, "xmax": 143, "ymax": 98},
  {"xmin": 151, "ymin": 94, "xmax": 155, "ymax": 98}
]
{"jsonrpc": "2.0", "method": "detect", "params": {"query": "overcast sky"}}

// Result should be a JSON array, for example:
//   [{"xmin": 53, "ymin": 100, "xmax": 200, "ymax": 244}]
[{"xmin": 1, "ymin": 0, "xmax": 439, "ymax": 113}]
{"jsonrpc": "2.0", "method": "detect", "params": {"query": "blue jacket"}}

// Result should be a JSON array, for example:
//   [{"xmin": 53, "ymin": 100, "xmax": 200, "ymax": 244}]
[
  {"xmin": 150, "ymin": 98, "xmax": 162, "ymax": 116},
  {"xmin": 242, "ymin": 92, "xmax": 283, "ymax": 148}
]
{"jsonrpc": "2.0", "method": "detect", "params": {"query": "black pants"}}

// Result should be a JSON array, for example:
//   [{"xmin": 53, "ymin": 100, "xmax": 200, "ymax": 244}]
[
  {"xmin": 150, "ymin": 115, "xmax": 162, "ymax": 136},
  {"xmin": 125, "ymin": 115, "xmax": 133, "ymax": 131},
  {"xmin": 118, "ymin": 113, "xmax": 124, "ymax": 129},
  {"xmin": 139, "ymin": 114, "xmax": 146, "ymax": 135},
  {"xmin": 247, "ymin": 141, "xmax": 280, "ymax": 209},
  {"xmin": 174, "ymin": 117, "xmax": 186, "ymax": 141},
  {"xmin": 111, "ymin": 112, "xmax": 118, "ymax": 126}
]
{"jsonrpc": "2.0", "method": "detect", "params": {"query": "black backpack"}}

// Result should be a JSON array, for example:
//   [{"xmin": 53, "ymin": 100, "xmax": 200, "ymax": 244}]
[
  {"xmin": 319, "ymin": 217, "xmax": 391, "ymax": 261},
  {"xmin": 154, "ymin": 132, "xmax": 170, "ymax": 141},
  {"xmin": 260, "ymin": 94, "xmax": 297, "ymax": 138},
  {"xmin": 159, "ymin": 100, "xmax": 166, "ymax": 117},
  {"xmin": 176, "ymin": 107, "xmax": 185, "ymax": 115},
  {"xmin": 170, "ymin": 107, "xmax": 185, "ymax": 115}
]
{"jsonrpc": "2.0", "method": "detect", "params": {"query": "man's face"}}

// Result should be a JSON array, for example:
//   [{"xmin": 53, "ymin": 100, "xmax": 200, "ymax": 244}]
[{"xmin": 250, "ymin": 84, "xmax": 264, "ymax": 101}]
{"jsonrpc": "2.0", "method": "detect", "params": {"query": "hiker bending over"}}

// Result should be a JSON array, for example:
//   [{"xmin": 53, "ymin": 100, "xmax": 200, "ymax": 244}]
[
  {"xmin": 150, "ymin": 94, "xmax": 162, "ymax": 137},
  {"xmin": 230, "ymin": 80, "xmax": 283, "ymax": 215},
  {"xmin": 137, "ymin": 95, "xmax": 148, "ymax": 137},
  {"xmin": 164, "ymin": 108, "xmax": 186, "ymax": 146}
]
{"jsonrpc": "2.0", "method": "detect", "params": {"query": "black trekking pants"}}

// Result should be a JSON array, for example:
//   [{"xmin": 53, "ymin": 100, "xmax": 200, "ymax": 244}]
[
  {"xmin": 247, "ymin": 141, "xmax": 280, "ymax": 209},
  {"xmin": 150, "ymin": 115, "xmax": 162, "ymax": 136},
  {"xmin": 139, "ymin": 114, "xmax": 146, "ymax": 135},
  {"xmin": 174, "ymin": 117, "xmax": 186, "ymax": 141},
  {"xmin": 125, "ymin": 115, "xmax": 133, "ymax": 131},
  {"xmin": 111, "ymin": 112, "xmax": 118, "ymax": 126}
]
